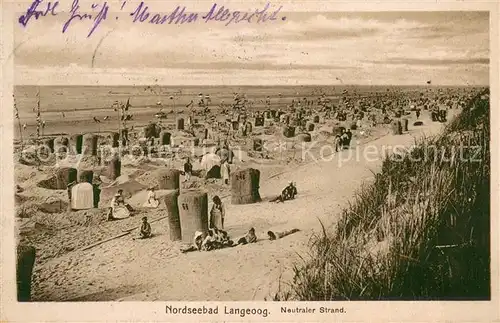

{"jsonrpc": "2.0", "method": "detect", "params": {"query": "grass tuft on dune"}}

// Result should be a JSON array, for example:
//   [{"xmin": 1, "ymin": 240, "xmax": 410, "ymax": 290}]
[{"xmin": 274, "ymin": 90, "xmax": 490, "ymax": 300}]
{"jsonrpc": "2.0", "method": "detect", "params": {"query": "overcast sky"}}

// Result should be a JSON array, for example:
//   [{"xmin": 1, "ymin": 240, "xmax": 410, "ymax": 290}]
[{"xmin": 14, "ymin": 8, "xmax": 489, "ymax": 85}]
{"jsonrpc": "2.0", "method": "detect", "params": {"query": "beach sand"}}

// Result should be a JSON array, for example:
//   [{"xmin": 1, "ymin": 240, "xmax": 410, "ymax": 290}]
[{"xmin": 17, "ymin": 108, "xmax": 454, "ymax": 301}]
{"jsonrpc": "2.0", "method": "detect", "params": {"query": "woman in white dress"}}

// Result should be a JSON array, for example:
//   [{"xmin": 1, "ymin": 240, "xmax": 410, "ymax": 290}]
[
  {"xmin": 143, "ymin": 187, "xmax": 159, "ymax": 208},
  {"xmin": 107, "ymin": 189, "xmax": 130, "ymax": 220},
  {"xmin": 221, "ymin": 159, "xmax": 230, "ymax": 185}
]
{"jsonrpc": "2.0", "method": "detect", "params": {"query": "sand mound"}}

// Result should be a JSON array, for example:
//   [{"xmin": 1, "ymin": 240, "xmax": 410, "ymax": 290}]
[
  {"xmin": 128, "ymin": 189, "xmax": 178, "ymax": 207},
  {"xmin": 100, "ymin": 180, "xmax": 147, "ymax": 203},
  {"xmin": 37, "ymin": 176, "xmax": 59, "ymax": 190},
  {"xmin": 135, "ymin": 170, "xmax": 161, "ymax": 187},
  {"xmin": 38, "ymin": 197, "xmax": 69, "ymax": 214}
]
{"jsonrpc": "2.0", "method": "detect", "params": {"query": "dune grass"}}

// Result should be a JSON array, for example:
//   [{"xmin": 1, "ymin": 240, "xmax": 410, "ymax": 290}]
[{"xmin": 274, "ymin": 90, "xmax": 490, "ymax": 300}]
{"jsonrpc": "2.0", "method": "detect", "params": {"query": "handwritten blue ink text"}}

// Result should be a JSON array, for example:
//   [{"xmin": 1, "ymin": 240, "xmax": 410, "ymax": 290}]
[
  {"xmin": 203, "ymin": 3, "xmax": 283, "ymax": 26},
  {"xmin": 17, "ymin": 0, "xmax": 286, "ymax": 37},
  {"xmin": 18, "ymin": 0, "xmax": 59, "ymax": 27},
  {"xmin": 130, "ymin": 2, "xmax": 198, "ymax": 25},
  {"xmin": 62, "ymin": 0, "xmax": 109, "ymax": 37}
]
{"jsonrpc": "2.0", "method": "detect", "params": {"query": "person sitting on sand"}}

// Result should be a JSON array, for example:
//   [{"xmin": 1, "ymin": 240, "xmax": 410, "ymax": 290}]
[
  {"xmin": 270, "ymin": 182, "xmax": 297, "ymax": 203},
  {"xmin": 209, "ymin": 195, "xmax": 225, "ymax": 229},
  {"xmin": 115, "ymin": 189, "xmax": 134, "ymax": 210},
  {"xmin": 286, "ymin": 182, "xmax": 298, "ymax": 200},
  {"xmin": 267, "ymin": 229, "xmax": 300, "ymax": 241},
  {"xmin": 107, "ymin": 191, "xmax": 122, "ymax": 220},
  {"xmin": 107, "ymin": 189, "xmax": 134, "ymax": 220},
  {"xmin": 180, "ymin": 231, "xmax": 205, "ymax": 253},
  {"xmin": 143, "ymin": 187, "xmax": 159, "ymax": 208},
  {"xmin": 213, "ymin": 227, "xmax": 233, "ymax": 247},
  {"xmin": 237, "ymin": 227, "xmax": 257, "ymax": 245},
  {"xmin": 181, "ymin": 229, "xmax": 234, "ymax": 253},
  {"xmin": 201, "ymin": 229, "xmax": 218, "ymax": 251},
  {"xmin": 138, "ymin": 216, "xmax": 152, "ymax": 239}
]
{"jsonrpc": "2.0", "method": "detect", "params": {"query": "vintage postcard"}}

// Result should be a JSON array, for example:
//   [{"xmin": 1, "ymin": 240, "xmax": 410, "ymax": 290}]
[{"xmin": 1, "ymin": 0, "xmax": 499, "ymax": 322}]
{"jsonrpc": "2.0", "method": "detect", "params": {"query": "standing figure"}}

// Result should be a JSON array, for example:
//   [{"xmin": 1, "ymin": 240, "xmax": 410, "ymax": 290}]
[
  {"xmin": 341, "ymin": 130, "xmax": 350, "ymax": 149},
  {"xmin": 221, "ymin": 159, "xmax": 230, "ymax": 185},
  {"xmin": 334, "ymin": 134, "xmax": 342, "ymax": 152},
  {"xmin": 66, "ymin": 181, "xmax": 77, "ymax": 211},
  {"xmin": 92, "ymin": 180, "xmax": 101, "ymax": 208},
  {"xmin": 183, "ymin": 157, "xmax": 193, "ymax": 182},
  {"xmin": 345, "ymin": 129, "xmax": 353, "ymax": 147},
  {"xmin": 209, "ymin": 195, "xmax": 225, "ymax": 229}
]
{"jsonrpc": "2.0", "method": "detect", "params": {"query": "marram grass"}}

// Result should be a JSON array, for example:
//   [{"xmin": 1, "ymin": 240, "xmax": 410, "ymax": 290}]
[{"xmin": 273, "ymin": 90, "xmax": 490, "ymax": 301}]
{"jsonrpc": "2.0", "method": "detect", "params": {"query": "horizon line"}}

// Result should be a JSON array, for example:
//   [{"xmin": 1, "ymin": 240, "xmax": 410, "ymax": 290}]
[{"xmin": 14, "ymin": 84, "xmax": 490, "ymax": 87}]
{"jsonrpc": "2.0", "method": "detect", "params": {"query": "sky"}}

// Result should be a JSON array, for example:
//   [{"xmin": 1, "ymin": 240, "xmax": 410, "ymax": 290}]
[{"xmin": 13, "ymin": 6, "xmax": 490, "ymax": 86}]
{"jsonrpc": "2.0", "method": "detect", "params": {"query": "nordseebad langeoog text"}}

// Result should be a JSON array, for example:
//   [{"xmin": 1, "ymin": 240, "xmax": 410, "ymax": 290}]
[{"xmin": 18, "ymin": 0, "xmax": 286, "ymax": 37}]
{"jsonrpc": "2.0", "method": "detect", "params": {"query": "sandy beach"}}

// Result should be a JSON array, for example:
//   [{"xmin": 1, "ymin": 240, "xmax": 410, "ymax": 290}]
[{"xmin": 17, "ymin": 107, "xmax": 451, "ymax": 301}]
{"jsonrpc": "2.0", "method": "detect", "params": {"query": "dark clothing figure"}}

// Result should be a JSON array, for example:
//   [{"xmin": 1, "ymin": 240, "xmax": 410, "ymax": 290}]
[
  {"xmin": 341, "ymin": 133, "xmax": 350, "ymax": 149},
  {"xmin": 209, "ymin": 195, "xmax": 225, "ymax": 229},
  {"xmin": 283, "ymin": 184, "xmax": 297, "ymax": 200},
  {"xmin": 139, "ymin": 217, "xmax": 151, "ymax": 239},
  {"xmin": 416, "ymin": 110, "xmax": 421, "ymax": 119},
  {"xmin": 268, "ymin": 229, "xmax": 300, "ymax": 240},
  {"xmin": 92, "ymin": 184, "xmax": 101, "ymax": 208},
  {"xmin": 67, "ymin": 181, "xmax": 76, "ymax": 201},
  {"xmin": 342, "ymin": 129, "xmax": 352, "ymax": 149},
  {"xmin": 183, "ymin": 159, "xmax": 193, "ymax": 182},
  {"xmin": 345, "ymin": 129, "xmax": 352, "ymax": 142},
  {"xmin": 267, "ymin": 231, "xmax": 277, "ymax": 241},
  {"xmin": 270, "ymin": 183, "xmax": 297, "ymax": 203},
  {"xmin": 184, "ymin": 160, "xmax": 193, "ymax": 173}
]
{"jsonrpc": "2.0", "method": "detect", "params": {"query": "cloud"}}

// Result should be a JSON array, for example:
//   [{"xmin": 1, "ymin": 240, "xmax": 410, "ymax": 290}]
[{"xmin": 13, "ymin": 12, "xmax": 489, "ymax": 85}]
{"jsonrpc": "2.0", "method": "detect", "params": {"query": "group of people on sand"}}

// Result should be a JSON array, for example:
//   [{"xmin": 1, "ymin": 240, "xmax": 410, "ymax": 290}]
[
  {"xmin": 105, "ymin": 175, "xmax": 299, "ymax": 246},
  {"xmin": 105, "ymin": 189, "xmax": 154, "ymax": 239},
  {"xmin": 106, "ymin": 187, "xmax": 160, "ymax": 219},
  {"xmin": 181, "ymin": 225, "xmax": 300, "ymax": 253},
  {"xmin": 334, "ymin": 128, "xmax": 353, "ymax": 152},
  {"xmin": 180, "ymin": 186, "xmax": 300, "ymax": 253},
  {"xmin": 182, "ymin": 155, "xmax": 231, "ymax": 185}
]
